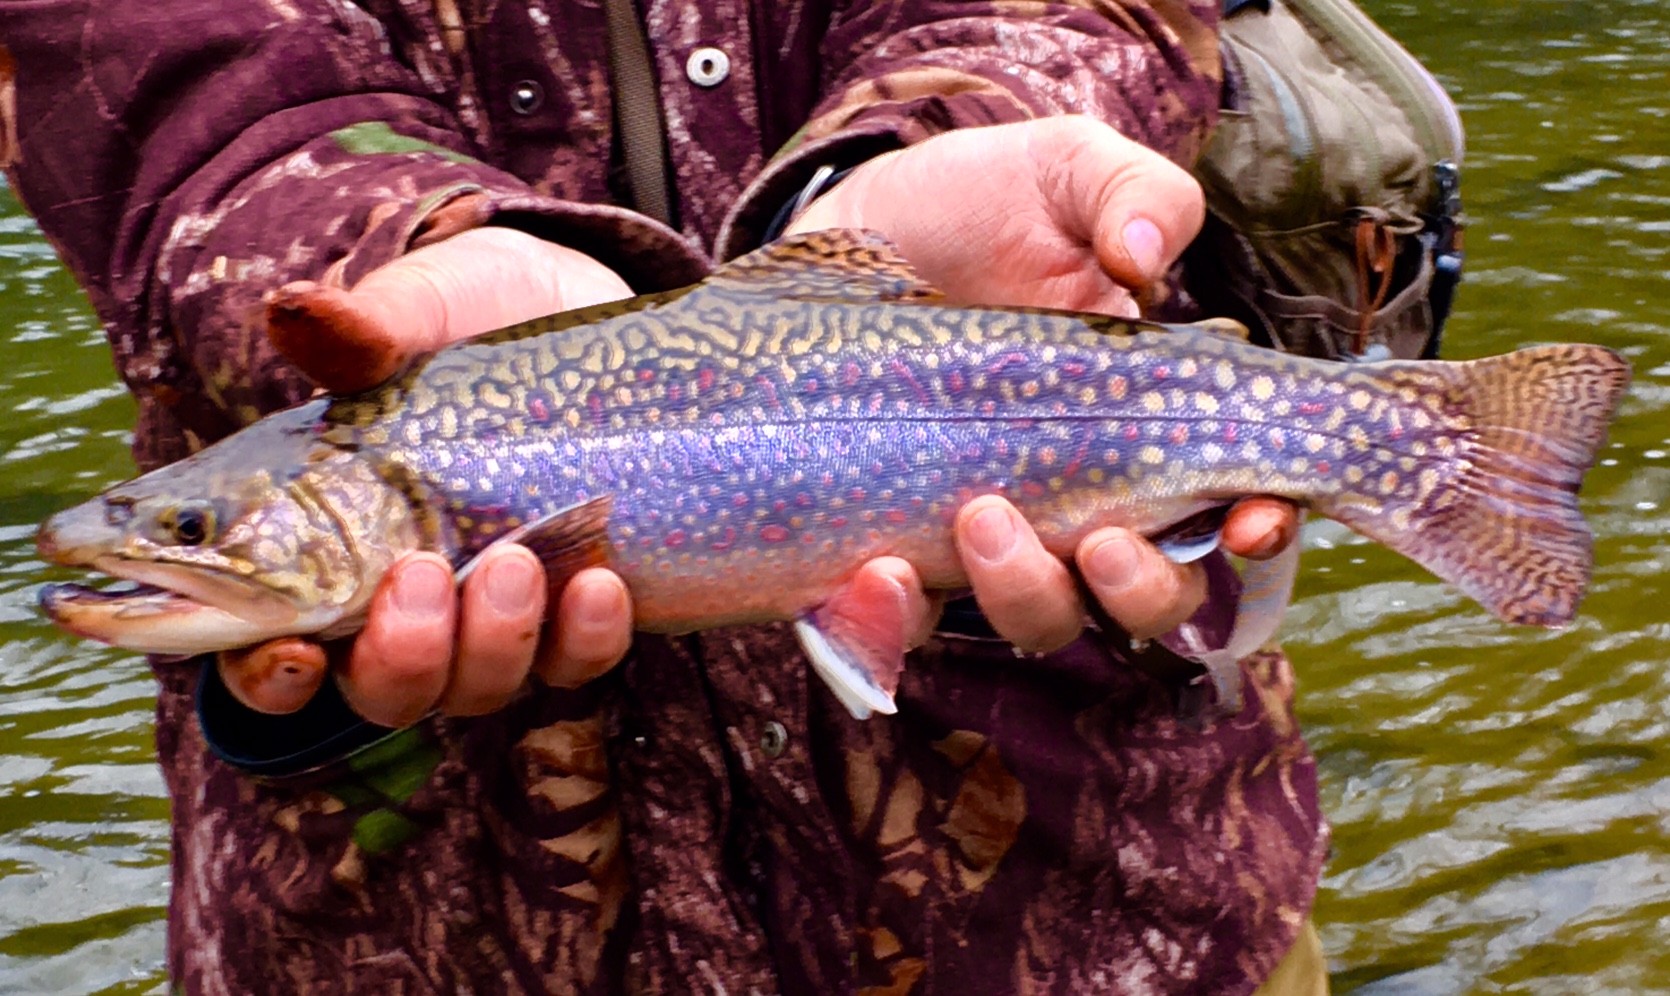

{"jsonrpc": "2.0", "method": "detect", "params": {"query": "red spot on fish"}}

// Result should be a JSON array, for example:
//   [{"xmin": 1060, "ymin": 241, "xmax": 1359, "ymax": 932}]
[
  {"xmin": 1268, "ymin": 429, "xmax": 1286, "ymax": 449},
  {"xmin": 886, "ymin": 509, "xmax": 909, "ymax": 523},
  {"xmin": 987, "ymin": 351, "xmax": 1028, "ymax": 374},
  {"xmin": 1123, "ymin": 425, "xmax": 1140, "ymax": 440},
  {"xmin": 760, "ymin": 525, "xmax": 790, "ymax": 543},
  {"xmin": 733, "ymin": 493, "xmax": 749, "ymax": 507},
  {"xmin": 841, "ymin": 362, "xmax": 862, "ymax": 387},
  {"xmin": 1224, "ymin": 423, "xmax": 1238, "ymax": 443},
  {"xmin": 1022, "ymin": 481, "xmax": 1046, "ymax": 497},
  {"xmin": 1062, "ymin": 361, "xmax": 1087, "ymax": 376},
  {"xmin": 698, "ymin": 368, "xmax": 716, "ymax": 392},
  {"xmin": 947, "ymin": 371, "xmax": 965, "ymax": 393},
  {"xmin": 1153, "ymin": 365, "xmax": 1170, "ymax": 380},
  {"xmin": 755, "ymin": 376, "xmax": 781, "ymax": 410},
  {"xmin": 1316, "ymin": 460, "xmax": 1331, "ymax": 474},
  {"xmin": 1388, "ymin": 426, "xmax": 1404, "ymax": 439},
  {"xmin": 796, "ymin": 493, "xmax": 813, "ymax": 507},
  {"xmin": 803, "ymin": 377, "xmax": 819, "ymax": 393},
  {"xmin": 1299, "ymin": 401, "xmax": 1327, "ymax": 415},
  {"xmin": 802, "ymin": 533, "xmax": 817, "ymax": 544},
  {"xmin": 774, "ymin": 499, "xmax": 787, "ymax": 512},
  {"xmin": 820, "ymin": 472, "xmax": 835, "ymax": 486},
  {"xmin": 588, "ymin": 394, "xmax": 604, "ymax": 423},
  {"xmin": 829, "ymin": 516, "xmax": 848, "ymax": 528},
  {"xmin": 638, "ymin": 368, "xmax": 655, "ymax": 382},
  {"xmin": 639, "ymin": 536, "xmax": 654, "ymax": 548},
  {"xmin": 1169, "ymin": 425, "xmax": 1189, "ymax": 445},
  {"xmin": 889, "ymin": 359, "xmax": 929, "ymax": 402},
  {"xmin": 850, "ymin": 487, "xmax": 867, "ymax": 502},
  {"xmin": 528, "ymin": 397, "xmax": 549, "ymax": 421},
  {"xmin": 665, "ymin": 530, "xmax": 687, "ymax": 549},
  {"xmin": 710, "ymin": 527, "xmax": 737, "ymax": 551}
]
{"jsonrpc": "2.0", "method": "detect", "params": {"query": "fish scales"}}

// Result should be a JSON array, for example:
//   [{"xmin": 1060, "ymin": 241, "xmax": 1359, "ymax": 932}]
[
  {"xmin": 35, "ymin": 230, "xmax": 1631, "ymax": 717},
  {"xmin": 343, "ymin": 293, "xmax": 1456, "ymax": 626}
]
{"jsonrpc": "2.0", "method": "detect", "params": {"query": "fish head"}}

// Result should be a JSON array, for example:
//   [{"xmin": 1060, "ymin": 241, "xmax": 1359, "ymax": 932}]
[{"xmin": 35, "ymin": 404, "xmax": 427, "ymax": 656}]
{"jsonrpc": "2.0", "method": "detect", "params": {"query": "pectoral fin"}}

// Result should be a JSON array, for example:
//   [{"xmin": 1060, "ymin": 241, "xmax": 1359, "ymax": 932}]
[
  {"xmin": 793, "ymin": 570, "xmax": 910, "ymax": 720},
  {"xmin": 456, "ymin": 496, "xmax": 614, "ymax": 605}
]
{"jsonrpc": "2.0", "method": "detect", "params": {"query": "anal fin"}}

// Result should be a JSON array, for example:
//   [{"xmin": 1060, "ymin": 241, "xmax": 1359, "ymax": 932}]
[{"xmin": 793, "ymin": 570, "xmax": 909, "ymax": 720}]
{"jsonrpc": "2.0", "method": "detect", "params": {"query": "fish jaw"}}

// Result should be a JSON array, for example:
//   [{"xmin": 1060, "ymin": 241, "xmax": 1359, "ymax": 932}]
[{"xmin": 38, "ymin": 580, "xmax": 321, "ymax": 657}]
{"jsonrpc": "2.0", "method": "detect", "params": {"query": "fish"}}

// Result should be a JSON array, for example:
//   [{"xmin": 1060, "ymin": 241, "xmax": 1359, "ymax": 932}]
[{"xmin": 34, "ymin": 230, "xmax": 1631, "ymax": 718}]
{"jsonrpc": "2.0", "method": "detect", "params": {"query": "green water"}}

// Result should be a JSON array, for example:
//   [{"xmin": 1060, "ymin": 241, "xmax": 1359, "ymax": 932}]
[{"xmin": 0, "ymin": 1, "xmax": 1667, "ymax": 990}]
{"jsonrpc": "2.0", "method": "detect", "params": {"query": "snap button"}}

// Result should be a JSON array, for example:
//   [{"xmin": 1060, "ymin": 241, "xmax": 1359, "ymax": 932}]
[
  {"xmin": 759, "ymin": 721, "xmax": 788, "ymax": 759},
  {"xmin": 686, "ymin": 47, "xmax": 730, "ymax": 87},
  {"xmin": 509, "ymin": 80, "xmax": 544, "ymax": 115}
]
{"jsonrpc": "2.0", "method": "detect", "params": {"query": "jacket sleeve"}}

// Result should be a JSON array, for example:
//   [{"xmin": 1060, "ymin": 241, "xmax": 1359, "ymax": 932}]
[
  {"xmin": 717, "ymin": 0, "xmax": 1224, "ymax": 257},
  {"xmin": 0, "ymin": 2, "xmax": 703, "ymax": 470}
]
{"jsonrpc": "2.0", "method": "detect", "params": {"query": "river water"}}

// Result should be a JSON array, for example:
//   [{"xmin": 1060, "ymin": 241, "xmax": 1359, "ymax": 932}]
[{"xmin": 0, "ymin": 1, "xmax": 1667, "ymax": 991}]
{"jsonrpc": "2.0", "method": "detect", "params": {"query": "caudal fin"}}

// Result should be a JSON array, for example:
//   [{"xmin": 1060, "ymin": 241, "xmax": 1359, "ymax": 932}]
[{"xmin": 1336, "ymin": 344, "xmax": 1630, "ymax": 627}]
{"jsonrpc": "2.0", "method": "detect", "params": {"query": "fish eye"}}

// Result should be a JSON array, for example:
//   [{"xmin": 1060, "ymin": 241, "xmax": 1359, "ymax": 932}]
[{"xmin": 163, "ymin": 502, "xmax": 216, "ymax": 547}]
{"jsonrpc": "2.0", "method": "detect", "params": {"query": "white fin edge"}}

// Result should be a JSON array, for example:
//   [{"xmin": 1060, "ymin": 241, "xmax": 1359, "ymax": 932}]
[{"xmin": 793, "ymin": 618, "xmax": 898, "ymax": 721}]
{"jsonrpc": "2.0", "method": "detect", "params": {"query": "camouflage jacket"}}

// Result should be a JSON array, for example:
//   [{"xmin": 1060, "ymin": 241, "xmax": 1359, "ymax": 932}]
[{"xmin": 0, "ymin": 1, "xmax": 1328, "ymax": 992}]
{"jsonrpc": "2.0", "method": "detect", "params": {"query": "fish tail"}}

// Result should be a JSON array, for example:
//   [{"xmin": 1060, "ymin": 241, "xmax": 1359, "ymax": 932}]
[{"xmin": 1327, "ymin": 344, "xmax": 1631, "ymax": 627}]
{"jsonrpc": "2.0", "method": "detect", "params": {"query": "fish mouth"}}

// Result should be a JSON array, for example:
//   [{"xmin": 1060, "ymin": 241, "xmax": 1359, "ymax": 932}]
[{"xmin": 36, "ymin": 557, "xmax": 303, "ymax": 656}]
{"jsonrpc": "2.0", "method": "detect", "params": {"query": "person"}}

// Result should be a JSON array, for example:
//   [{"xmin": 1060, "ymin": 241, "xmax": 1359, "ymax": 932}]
[{"xmin": 0, "ymin": 1, "xmax": 1328, "ymax": 992}]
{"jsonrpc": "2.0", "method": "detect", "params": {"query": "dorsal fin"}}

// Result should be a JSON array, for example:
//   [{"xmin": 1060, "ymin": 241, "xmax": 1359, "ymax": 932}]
[{"xmin": 709, "ymin": 230, "xmax": 944, "ymax": 303}]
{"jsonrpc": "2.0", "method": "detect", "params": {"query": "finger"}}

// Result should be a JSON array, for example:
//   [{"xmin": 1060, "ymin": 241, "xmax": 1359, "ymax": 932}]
[
  {"xmin": 339, "ymin": 554, "xmax": 457, "ymax": 728},
  {"xmin": 954, "ymin": 496, "xmax": 1084, "ymax": 653},
  {"xmin": 216, "ymin": 638, "xmax": 328, "ymax": 715},
  {"xmin": 267, "ymin": 229, "xmax": 635, "ymax": 394},
  {"xmin": 266, "ymin": 281, "xmax": 411, "ymax": 394},
  {"xmin": 535, "ymin": 568, "xmax": 634, "ymax": 688},
  {"xmin": 441, "ymin": 544, "xmax": 547, "ymax": 716},
  {"xmin": 852, "ymin": 556, "xmax": 938, "ymax": 652},
  {"xmin": 1221, "ymin": 498, "xmax": 1301, "ymax": 560},
  {"xmin": 1077, "ymin": 528, "xmax": 1207, "ymax": 640},
  {"xmin": 1028, "ymin": 117, "xmax": 1206, "ymax": 288}
]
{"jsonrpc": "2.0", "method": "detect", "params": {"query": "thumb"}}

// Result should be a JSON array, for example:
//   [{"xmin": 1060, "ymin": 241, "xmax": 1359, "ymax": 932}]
[
  {"xmin": 1035, "ymin": 117, "xmax": 1206, "ymax": 290},
  {"xmin": 267, "ymin": 228, "xmax": 634, "ymax": 394}
]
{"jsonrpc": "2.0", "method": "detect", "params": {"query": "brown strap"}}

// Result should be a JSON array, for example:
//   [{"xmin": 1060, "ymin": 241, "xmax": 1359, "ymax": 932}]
[{"xmin": 601, "ymin": 0, "xmax": 674, "ymax": 226}]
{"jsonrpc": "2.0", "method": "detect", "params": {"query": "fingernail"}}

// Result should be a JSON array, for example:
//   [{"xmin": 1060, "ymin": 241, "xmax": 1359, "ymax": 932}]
[
  {"xmin": 573, "ymin": 576, "xmax": 627, "ymax": 628},
  {"xmin": 1122, "ymin": 218, "xmax": 1166, "ymax": 281},
  {"xmin": 1245, "ymin": 520, "xmax": 1295, "ymax": 561},
  {"xmin": 485, "ymin": 554, "xmax": 538, "ymax": 614},
  {"xmin": 392, "ymin": 561, "xmax": 451, "ymax": 618},
  {"xmin": 1085, "ymin": 534, "xmax": 1141, "ymax": 592},
  {"xmin": 964, "ymin": 505, "xmax": 1018, "ymax": 563}
]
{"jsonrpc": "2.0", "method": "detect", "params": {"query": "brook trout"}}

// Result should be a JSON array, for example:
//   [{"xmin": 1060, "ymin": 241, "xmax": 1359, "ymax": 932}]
[{"xmin": 35, "ymin": 231, "xmax": 1630, "ymax": 717}]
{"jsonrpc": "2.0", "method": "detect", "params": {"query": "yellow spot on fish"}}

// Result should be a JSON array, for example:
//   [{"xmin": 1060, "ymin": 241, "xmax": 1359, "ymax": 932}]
[
  {"xmin": 1324, "ymin": 407, "xmax": 1346, "ymax": 432},
  {"xmin": 1345, "ymin": 466, "xmax": 1365, "ymax": 484},
  {"xmin": 1194, "ymin": 392, "xmax": 1220, "ymax": 414},
  {"xmin": 1142, "ymin": 391, "xmax": 1165, "ymax": 413},
  {"xmin": 1250, "ymin": 375, "xmax": 1274, "ymax": 401},
  {"xmin": 1417, "ymin": 468, "xmax": 1440, "ymax": 501},
  {"xmin": 1214, "ymin": 362, "xmax": 1236, "ymax": 390},
  {"xmin": 1079, "ymin": 386, "xmax": 1097, "ymax": 406},
  {"xmin": 1348, "ymin": 426, "xmax": 1370, "ymax": 451},
  {"xmin": 1304, "ymin": 433, "xmax": 1326, "ymax": 453},
  {"xmin": 1349, "ymin": 390, "xmax": 1371, "ymax": 411},
  {"xmin": 1140, "ymin": 446, "xmax": 1165, "ymax": 465},
  {"xmin": 1380, "ymin": 471, "xmax": 1400, "ymax": 494},
  {"xmin": 1087, "ymin": 468, "xmax": 1106, "ymax": 483},
  {"xmin": 1289, "ymin": 457, "xmax": 1309, "ymax": 474}
]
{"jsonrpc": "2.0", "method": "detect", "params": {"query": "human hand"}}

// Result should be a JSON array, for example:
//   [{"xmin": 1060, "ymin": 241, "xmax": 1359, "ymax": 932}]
[
  {"xmin": 220, "ymin": 226, "xmax": 637, "ymax": 725},
  {"xmin": 786, "ymin": 116, "xmax": 1302, "ymax": 656},
  {"xmin": 785, "ymin": 115, "xmax": 1206, "ymax": 317}
]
